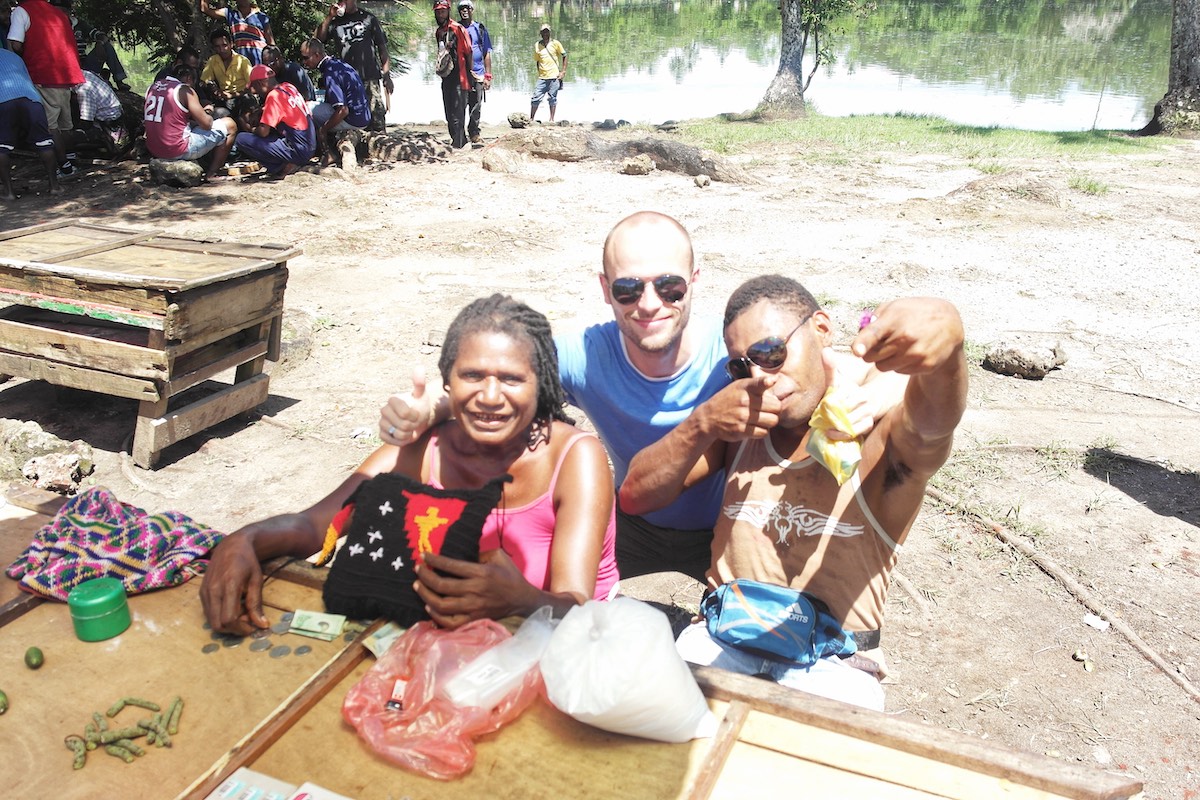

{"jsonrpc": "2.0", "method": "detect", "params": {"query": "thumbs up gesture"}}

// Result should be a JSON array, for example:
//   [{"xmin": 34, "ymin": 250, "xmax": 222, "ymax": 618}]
[{"xmin": 379, "ymin": 365, "xmax": 436, "ymax": 444}]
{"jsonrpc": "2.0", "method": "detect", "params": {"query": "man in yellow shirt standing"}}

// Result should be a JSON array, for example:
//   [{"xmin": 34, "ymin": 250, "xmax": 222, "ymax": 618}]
[{"xmin": 530, "ymin": 23, "xmax": 565, "ymax": 123}]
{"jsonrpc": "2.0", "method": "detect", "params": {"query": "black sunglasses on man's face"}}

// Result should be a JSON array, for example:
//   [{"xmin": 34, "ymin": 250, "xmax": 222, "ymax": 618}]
[
  {"xmin": 609, "ymin": 274, "xmax": 689, "ymax": 306},
  {"xmin": 725, "ymin": 310, "xmax": 816, "ymax": 380}
]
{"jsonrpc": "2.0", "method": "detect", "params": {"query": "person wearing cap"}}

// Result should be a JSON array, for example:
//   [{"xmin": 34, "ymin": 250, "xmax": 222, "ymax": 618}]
[
  {"xmin": 300, "ymin": 36, "xmax": 370, "ymax": 166},
  {"xmin": 434, "ymin": 0, "xmax": 472, "ymax": 149},
  {"xmin": 143, "ymin": 63, "xmax": 237, "ymax": 181},
  {"xmin": 234, "ymin": 63, "xmax": 316, "ymax": 178},
  {"xmin": 457, "ymin": 0, "xmax": 491, "ymax": 145},
  {"xmin": 530, "ymin": 22, "xmax": 566, "ymax": 123},
  {"xmin": 316, "ymin": 0, "xmax": 392, "ymax": 133},
  {"xmin": 0, "ymin": 45, "xmax": 61, "ymax": 198}
]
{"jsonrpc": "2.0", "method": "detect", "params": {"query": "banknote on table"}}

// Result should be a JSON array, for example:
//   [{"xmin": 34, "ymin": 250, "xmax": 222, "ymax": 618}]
[
  {"xmin": 363, "ymin": 621, "xmax": 406, "ymax": 658},
  {"xmin": 290, "ymin": 609, "xmax": 346, "ymax": 641}
]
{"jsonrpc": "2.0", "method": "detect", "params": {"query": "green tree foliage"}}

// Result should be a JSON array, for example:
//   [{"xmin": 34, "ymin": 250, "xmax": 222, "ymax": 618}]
[{"xmin": 72, "ymin": 0, "xmax": 418, "ymax": 66}]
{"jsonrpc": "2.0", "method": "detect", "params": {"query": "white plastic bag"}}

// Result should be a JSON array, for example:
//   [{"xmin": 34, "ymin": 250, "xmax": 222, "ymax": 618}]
[
  {"xmin": 442, "ymin": 606, "xmax": 556, "ymax": 710},
  {"xmin": 539, "ymin": 597, "xmax": 716, "ymax": 742}
]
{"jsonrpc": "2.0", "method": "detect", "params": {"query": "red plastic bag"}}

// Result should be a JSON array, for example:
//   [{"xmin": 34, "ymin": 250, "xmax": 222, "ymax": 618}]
[{"xmin": 342, "ymin": 619, "xmax": 543, "ymax": 780}]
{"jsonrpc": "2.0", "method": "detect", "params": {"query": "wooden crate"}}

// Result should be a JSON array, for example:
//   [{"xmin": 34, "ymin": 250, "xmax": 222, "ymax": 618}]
[{"xmin": 0, "ymin": 220, "xmax": 297, "ymax": 467}]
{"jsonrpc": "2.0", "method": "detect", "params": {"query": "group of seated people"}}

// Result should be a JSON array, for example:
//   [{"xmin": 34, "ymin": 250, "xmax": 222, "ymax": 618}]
[
  {"xmin": 201, "ymin": 211, "xmax": 969, "ymax": 711},
  {"xmin": 144, "ymin": 23, "xmax": 373, "ymax": 180}
]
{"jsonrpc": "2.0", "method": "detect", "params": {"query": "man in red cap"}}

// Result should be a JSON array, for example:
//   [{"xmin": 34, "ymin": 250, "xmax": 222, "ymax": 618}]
[
  {"xmin": 234, "ymin": 63, "xmax": 316, "ymax": 177},
  {"xmin": 433, "ymin": 0, "xmax": 472, "ymax": 148}
]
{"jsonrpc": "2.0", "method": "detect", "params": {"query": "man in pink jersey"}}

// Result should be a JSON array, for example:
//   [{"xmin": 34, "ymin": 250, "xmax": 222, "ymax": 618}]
[
  {"xmin": 621, "ymin": 276, "xmax": 967, "ymax": 710},
  {"xmin": 234, "ymin": 63, "xmax": 315, "ymax": 177},
  {"xmin": 143, "ymin": 63, "xmax": 236, "ymax": 180}
]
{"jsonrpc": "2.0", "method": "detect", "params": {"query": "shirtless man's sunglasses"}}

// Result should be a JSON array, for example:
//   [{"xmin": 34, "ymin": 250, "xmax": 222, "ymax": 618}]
[{"xmin": 725, "ymin": 310, "xmax": 816, "ymax": 380}]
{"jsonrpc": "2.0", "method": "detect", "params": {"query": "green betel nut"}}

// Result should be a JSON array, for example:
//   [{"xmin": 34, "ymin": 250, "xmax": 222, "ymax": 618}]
[
  {"xmin": 24, "ymin": 646, "xmax": 44, "ymax": 669},
  {"xmin": 0, "ymin": 689, "xmax": 8, "ymax": 714}
]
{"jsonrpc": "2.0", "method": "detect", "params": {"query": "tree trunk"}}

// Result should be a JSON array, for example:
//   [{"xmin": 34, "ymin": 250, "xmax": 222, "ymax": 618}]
[
  {"xmin": 153, "ymin": 0, "xmax": 182, "ymax": 51},
  {"xmin": 1141, "ymin": 0, "xmax": 1200, "ymax": 135},
  {"xmin": 761, "ymin": 0, "xmax": 809, "ymax": 114}
]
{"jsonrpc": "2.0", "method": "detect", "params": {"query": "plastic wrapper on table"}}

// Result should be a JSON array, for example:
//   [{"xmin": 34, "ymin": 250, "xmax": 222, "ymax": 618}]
[{"xmin": 341, "ymin": 619, "xmax": 543, "ymax": 780}]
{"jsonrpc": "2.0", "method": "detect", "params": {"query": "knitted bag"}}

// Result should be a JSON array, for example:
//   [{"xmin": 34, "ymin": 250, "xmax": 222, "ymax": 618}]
[
  {"xmin": 5, "ymin": 487, "xmax": 222, "ymax": 601},
  {"xmin": 322, "ymin": 472, "xmax": 510, "ymax": 625}
]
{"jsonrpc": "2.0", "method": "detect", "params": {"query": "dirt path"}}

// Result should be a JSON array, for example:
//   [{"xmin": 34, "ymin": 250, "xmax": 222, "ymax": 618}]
[{"xmin": 3, "ymin": 124, "xmax": 1199, "ymax": 798}]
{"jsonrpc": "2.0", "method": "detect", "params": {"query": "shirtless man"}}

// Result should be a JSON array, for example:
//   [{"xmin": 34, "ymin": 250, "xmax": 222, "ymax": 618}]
[{"xmin": 619, "ymin": 275, "xmax": 967, "ymax": 710}]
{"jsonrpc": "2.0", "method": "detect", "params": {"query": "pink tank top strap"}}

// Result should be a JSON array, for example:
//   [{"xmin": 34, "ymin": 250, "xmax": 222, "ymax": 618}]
[
  {"xmin": 547, "ymin": 432, "xmax": 592, "ymax": 497},
  {"xmin": 424, "ymin": 429, "xmax": 442, "ymax": 485}
]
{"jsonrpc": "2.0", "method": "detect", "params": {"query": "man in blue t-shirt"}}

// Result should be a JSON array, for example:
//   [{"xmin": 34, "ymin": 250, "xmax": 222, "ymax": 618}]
[
  {"xmin": 300, "ymin": 37, "xmax": 370, "ymax": 166},
  {"xmin": 457, "ymin": 0, "xmax": 491, "ymax": 145},
  {"xmin": 379, "ymin": 212, "xmax": 901, "ymax": 582}
]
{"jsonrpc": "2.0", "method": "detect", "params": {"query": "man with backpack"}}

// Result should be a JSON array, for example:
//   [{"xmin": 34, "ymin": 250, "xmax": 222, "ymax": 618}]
[{"xmin": 457, "ymin": 0, "xmax": 491, "ymax": 145}]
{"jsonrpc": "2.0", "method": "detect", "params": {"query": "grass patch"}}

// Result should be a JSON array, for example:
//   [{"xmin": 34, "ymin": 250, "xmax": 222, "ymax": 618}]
[
  {"xmin": 1034, "ymin": 441, "xmax": 1083, "ymax": 479},
  {"xmin": 962, "ymin": 339, "xmax": 988, "ymax": 367},
  {"xmin": 973, "ymin": 161, "xmax": 1008, "ymax": 175},
  {"xmin": 677, "ymin": 112, "xmax": 1161, "ymax": 163},
  {"xmin": 1068, "ymin": 174, "xmax": 1110, "ymax": 195}
]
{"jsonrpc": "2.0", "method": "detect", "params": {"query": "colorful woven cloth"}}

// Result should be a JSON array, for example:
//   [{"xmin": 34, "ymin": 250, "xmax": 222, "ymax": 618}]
[{"xmin": 5, "ymin": 487, "xmax": 224, "ymax": 601}]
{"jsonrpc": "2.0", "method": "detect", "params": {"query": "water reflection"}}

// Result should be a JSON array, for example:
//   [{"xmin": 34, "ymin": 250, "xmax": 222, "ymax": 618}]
[{"xmin": 382, "ymin": 0, "xmax": 1169, "ymax": 131}]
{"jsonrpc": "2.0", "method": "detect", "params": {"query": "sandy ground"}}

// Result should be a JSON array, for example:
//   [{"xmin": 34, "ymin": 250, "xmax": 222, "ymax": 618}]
[{"xmin": 2, "ymin": 121, "xmax": 1199, "ymax": 798}]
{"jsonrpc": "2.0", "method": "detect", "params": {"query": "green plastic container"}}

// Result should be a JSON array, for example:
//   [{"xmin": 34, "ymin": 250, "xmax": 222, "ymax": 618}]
[{"xmin": 67, "ymin": 578, "xmax": 131, "ymax": 642}]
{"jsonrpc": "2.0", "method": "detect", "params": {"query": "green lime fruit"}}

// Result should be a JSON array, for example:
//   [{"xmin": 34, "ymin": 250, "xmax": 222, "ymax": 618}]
[{"xmin": 24, "ymin": 647, "xmax": 44, "ymax": 670}]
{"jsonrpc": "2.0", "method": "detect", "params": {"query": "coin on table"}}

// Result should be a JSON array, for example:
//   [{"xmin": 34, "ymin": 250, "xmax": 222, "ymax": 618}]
[
  {"xmin": 201, "ymin": 643, "xmax": 220, "ymax": 654},
  {"xmin": 280, "ymin": 611, "xmax": 294, "ymax": 623},
  {"xmin": 220, "ymin": 634, "xmax": 244, "ymax": 648},
  {"xmin": 269, "ymin": 645, "xmax": 292, "ymax": 659},
  {"xmin": 250, "ymin": 639, "xmax": 273, "ymax": 652},
  {"xmin": 251, "ymin": 628, "xmax": 270, "ymax": 640},
  {"xmin": 270, "ymin": 622, "xmax": 290, "ymax": 635},
  {"xmin": 294, "ymin": 645, "xmax": 312, "ymax": 656}
]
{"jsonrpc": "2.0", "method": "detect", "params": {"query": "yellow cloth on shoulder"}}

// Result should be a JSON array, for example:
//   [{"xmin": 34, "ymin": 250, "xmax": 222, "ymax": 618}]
[{"xmin": 806, "ymin": 387, "xmax": 862, "ymax": 485}]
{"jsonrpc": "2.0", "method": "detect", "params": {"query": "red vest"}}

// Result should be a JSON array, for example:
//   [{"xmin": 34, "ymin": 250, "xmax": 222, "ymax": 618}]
[{"xmin": 17, "ymin": 0, "xmax": 83, "ymax": 87}]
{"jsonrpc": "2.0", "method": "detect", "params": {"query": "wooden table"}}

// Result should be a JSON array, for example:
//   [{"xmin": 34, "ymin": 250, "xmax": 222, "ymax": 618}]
[
  {"xmin": 0, "ymin": 220, "xmax": 297, "ymax": 467},
  {"xmin": 0, "ymin": 488, "xmax": 1144, "ymax": 800}
]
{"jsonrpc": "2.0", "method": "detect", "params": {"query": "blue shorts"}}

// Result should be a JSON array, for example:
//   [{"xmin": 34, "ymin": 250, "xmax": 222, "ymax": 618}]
[
  {"xmin": 530, "ymin": 77, "xmax": 560, "ymax": 107},
  {"xmin": 164, "ymin": 124, "xmax": 228, "ymax": 161},
  {"xmin": 0, "ymin": 97, "xmax": 55, "ymax": 152}
]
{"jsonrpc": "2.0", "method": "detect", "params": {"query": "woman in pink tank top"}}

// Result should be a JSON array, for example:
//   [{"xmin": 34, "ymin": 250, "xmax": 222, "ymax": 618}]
[{"xmin": 202, "ymin": 295, "xmax": 618, "ymax": 635}]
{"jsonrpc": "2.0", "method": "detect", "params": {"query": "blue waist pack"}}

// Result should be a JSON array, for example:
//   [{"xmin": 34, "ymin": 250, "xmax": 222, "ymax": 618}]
[{"xmin": 701, "ymin": 579, "xmax": 857, "ymax": 666}]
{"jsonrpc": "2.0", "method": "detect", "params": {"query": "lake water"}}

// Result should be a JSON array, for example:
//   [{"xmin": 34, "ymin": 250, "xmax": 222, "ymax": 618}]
[{"xmin": 379, "ymin": 0, "xmax": 1170, "ymax": 132}]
